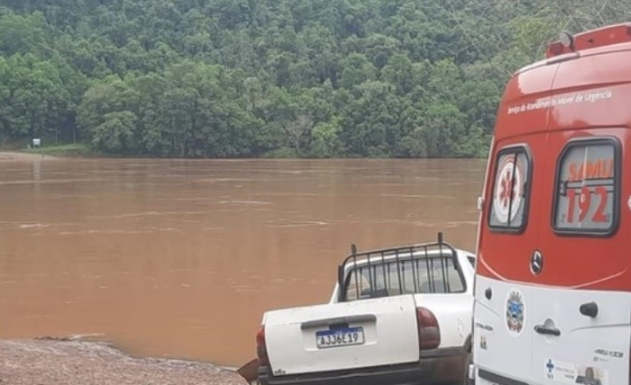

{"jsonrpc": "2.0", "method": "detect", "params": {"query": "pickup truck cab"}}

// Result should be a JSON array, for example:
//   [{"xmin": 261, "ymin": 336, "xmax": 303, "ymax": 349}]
[{"xmin": 256, "ymin": 233, "xmax": 475, "ymax": 385}]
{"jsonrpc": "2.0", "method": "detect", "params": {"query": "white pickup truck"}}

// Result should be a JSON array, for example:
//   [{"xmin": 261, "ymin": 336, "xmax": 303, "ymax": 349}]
[{"xmin": 254, "ymin": 233, "xmax": 476, "ymax": 385}]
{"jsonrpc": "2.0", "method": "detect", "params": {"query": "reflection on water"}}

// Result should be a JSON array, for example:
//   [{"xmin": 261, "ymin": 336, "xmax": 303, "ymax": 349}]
[{"xmin": 0, "ymin": 158, "xmax": 485, "ymax": 366}]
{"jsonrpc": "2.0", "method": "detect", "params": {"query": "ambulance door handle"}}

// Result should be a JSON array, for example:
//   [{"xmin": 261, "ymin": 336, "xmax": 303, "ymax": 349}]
[
  {"xmin": 534, "ymin": 325, "xmax": 561, "ymax": 337},
  {"xmin": 579, "ymin": 302, "xmax": 598, "ymax": 318}
]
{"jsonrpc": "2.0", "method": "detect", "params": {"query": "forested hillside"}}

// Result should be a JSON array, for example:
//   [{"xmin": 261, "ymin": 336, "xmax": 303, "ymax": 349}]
[{"xmin": 0, "ymin": 0, "xmax": 628, "ymax": 158}]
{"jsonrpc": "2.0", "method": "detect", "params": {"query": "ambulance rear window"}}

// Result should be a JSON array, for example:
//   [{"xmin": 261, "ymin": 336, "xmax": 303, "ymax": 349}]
[
  {"xmin": 488, "ymin": 146, "xmax": 531, "ymax": 232},
  {"xmin": 552, "ymin": 138, "xmax": 620, "ymax": 235}
]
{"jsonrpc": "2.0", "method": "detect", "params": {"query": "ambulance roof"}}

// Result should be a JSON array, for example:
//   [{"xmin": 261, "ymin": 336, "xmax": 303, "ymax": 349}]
[{"xmin": 494, "ymin": 23, "xmax": 631, "ymax": 141}]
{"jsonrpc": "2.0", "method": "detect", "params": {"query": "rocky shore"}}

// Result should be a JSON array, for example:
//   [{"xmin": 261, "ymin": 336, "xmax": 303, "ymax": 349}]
[{"xmin": 0, "ymin": 338, "xmax": 248, "ymax": 385}]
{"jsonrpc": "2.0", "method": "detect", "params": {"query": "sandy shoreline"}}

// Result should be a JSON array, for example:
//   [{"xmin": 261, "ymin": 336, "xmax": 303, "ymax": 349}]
[
  {"xmin": 0, "ymin": 151, "xmax": 58, "ymax": 162},
  {"xmin": 0, "ymin": 338, "xmax": 248, "ymax": 385}
]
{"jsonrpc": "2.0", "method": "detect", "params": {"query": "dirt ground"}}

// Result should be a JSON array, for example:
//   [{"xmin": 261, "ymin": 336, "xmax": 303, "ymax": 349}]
[
  {"xmin": 0, "ymin": 151, "xmax": 57, "ymax": 162},
  {"xmin": 0, "ymin": 338, "xmax": 248, "ymax": 385}
]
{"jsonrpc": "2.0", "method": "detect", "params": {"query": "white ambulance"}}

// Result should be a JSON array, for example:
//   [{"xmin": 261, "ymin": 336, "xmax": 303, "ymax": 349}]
[{"xmin": 471, "ymin": 23, "xmax": 631, "ymax": 385}]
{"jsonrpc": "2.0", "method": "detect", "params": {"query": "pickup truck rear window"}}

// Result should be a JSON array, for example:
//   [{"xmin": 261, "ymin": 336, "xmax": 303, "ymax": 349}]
[
  {"xmin": 344, "ymin": 256, "xmax": 465, "ymax": 301},
  {"xmin": 552, "ymin": 137, "xmax": 620, "ymax": 235}
]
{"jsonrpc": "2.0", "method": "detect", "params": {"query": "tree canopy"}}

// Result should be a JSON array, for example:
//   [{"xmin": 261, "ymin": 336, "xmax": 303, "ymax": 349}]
[{"xmin": 0, "ymin": 0, "xmax": 628, "ymax": 158}]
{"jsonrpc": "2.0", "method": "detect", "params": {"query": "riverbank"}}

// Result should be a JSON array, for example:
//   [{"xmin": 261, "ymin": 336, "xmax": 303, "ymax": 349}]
[
  {"xmin": 0, "ymin": 151, "xmax": 59, "ymax": 162},
  {"xmin": 0, "ymin": 338, "xmax": 248, "ymax": 385},
  {"xmin": 0, "ymin": 143, "xmax": 100, "ymax": 160}
]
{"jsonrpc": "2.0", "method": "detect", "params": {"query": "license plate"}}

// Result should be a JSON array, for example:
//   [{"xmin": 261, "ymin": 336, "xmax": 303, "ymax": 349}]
[{"xmin": 315, "ymin": 327, "xmax": 365, "ymax": 349}]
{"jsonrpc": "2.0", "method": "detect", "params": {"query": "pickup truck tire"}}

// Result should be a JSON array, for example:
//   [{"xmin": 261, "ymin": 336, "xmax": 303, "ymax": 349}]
[
  {"xmin": 462, "ymin": 333, "xmax": 473, "ymax": 385},
  {"xmin": 464, "ymin": 352, "xmax": 473, "ymax": 385},
  {"xmin": 445, "ymin": 337, "xmax": 471, "ymax": 385},
  {"xmin": 443, "ymin": 352, "xmax": 471, "ymax": 385}
]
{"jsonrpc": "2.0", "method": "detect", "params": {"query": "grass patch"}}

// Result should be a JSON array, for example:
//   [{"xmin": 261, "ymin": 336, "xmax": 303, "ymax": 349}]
[{"xmin": 23, "ymin": 143, "xmax": 97, "ymax": 157}]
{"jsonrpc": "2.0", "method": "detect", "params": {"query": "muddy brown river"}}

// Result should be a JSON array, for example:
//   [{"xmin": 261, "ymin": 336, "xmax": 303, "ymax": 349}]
[{"xmin": 0, "ymin": 158, "xmax": 485, "ymax": 367}]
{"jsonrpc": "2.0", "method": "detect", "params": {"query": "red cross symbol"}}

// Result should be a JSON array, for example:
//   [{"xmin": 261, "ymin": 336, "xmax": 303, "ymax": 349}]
[{"xmin": 499, "ymin": 169, "xmax": 515, "ymax": 209}]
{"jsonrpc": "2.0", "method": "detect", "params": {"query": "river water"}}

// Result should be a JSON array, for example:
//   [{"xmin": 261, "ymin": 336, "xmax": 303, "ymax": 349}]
[{"xmin": 0, "ymin": 158, "xmax": 485, "ymax": 366}]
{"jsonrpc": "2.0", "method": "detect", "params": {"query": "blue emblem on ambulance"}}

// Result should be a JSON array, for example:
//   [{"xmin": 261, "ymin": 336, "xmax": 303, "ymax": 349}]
[{"xmin": 505, "ymin": 289, "xmax": 525, "ymax": 336}]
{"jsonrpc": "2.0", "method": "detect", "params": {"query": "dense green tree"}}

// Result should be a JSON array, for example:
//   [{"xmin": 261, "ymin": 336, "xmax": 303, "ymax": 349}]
[{"xmin": 0, "ymin": 0, "xmax": 628, "ymax": 157}]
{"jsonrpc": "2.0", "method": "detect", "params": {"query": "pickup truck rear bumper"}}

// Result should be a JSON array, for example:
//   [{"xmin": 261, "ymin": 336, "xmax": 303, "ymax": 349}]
[{"xmin": 258, "ymin": 347, "xmax": 468, "ymax": 385}]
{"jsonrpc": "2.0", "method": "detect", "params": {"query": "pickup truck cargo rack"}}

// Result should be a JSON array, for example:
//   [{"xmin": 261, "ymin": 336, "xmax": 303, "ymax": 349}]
[{"xmin": 337, "ymin": 232, "xmax": 463, "ymax": 302}]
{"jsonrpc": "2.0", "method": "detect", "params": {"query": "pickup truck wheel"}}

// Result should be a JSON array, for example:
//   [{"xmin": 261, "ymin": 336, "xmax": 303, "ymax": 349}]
[
  {"xmin": 444, "ymin": 351, "xmax": 472, "ymax": 385},
  {"xmin": 462, "ymin": 352, "xmax": 473, "ymax": 385}
]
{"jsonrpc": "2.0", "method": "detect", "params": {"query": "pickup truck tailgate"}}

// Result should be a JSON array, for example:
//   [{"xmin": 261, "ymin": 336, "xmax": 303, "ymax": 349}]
[{"xmin": 263, "ymin": 295, "xmax": 419, "ymax": 376}]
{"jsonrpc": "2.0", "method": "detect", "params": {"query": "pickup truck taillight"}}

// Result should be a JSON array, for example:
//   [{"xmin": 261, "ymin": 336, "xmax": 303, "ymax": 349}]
[
  {"xmin": 417, "ymin": 307, "xmax": 440, "ymax": 350},
  {"xmin": 256, "ymin": 325, "xmax": 269, "ymax": 366}
]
